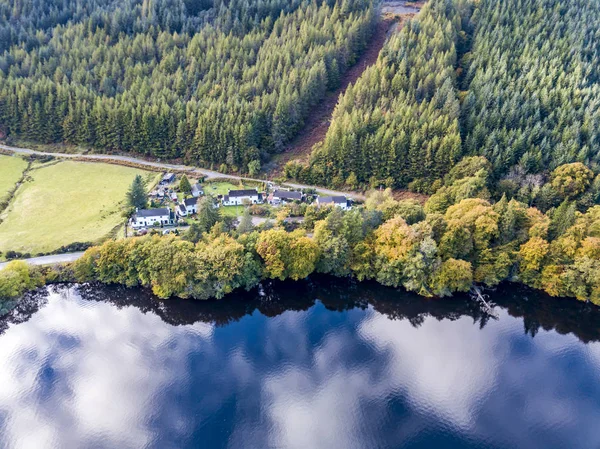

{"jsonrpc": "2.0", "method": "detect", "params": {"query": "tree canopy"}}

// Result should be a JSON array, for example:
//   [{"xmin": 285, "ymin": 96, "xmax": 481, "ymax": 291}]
[{"xmin": 0, "ymin": 0, "xmax": 375, "ymax": 172}]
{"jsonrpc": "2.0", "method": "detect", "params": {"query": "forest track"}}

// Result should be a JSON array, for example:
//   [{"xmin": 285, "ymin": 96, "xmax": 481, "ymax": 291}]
[
  {"xmin": 0, "ymin": 143, "xmax": 367, "ymax": 200},
  {"xmin": 266, "ymin": 8, "xmax": 419, "ymax": 176}
]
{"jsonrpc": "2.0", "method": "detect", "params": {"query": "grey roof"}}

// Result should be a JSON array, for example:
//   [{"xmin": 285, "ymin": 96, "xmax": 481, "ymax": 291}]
[
  {"xmin": 178, "ymin": 204, "xmax": 186, "ymax": 213},
  {"xmin": 192, "ymin": 183, "xmax": 203, "ymax": 192},
  {"xmin": 273, "ymin": 190, "xmax": 302, "ymax": 200},
  {"xmin": 228, "ymin": 189, "xmax": 258, "ymax": 197},
  {"xmin": 136, "ymin": 208, "xmax": 170, "ymax": 217},
  {"xmin": 319, "ymin": 196, "xmax": 347, "ymax": 204},
  {"xmin": 162, "ymin": 173, "xmax": 175, "ymax": 181},
  {"xmin": 183, "ymin": 197, "xmax": 197, "ymax": 206}
]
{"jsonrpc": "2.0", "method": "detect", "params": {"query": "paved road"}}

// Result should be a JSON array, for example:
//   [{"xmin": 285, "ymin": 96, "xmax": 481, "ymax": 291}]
[
  {"xmin": 0, "ymin": 252, "xmax": 86, "ymax": 270},
  {"xmin": 0, "ymin": 143, "xmax": 365, "ymax": 200}
]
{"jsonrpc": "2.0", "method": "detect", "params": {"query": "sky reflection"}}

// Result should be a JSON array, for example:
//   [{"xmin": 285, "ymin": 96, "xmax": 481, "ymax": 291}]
[{"xmin": 0, "ymin": 283, "xmax": 599, "ymax": 449}]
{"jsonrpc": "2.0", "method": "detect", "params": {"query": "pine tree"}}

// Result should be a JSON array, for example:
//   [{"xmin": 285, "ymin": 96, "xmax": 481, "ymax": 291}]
[
  {"xmin": 127, "ymin": 175, "xmax": 147, "ymax": 209},
  {"xmin": 197, "ymin": 196, "xmax": 221, "ymax": 233},
  {"xmin": 179, "ymin": 175, "xmax": 192, "ymax": 195}
]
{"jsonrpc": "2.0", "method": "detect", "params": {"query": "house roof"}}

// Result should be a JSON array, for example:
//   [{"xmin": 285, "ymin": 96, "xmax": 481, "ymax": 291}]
[
  {"xmin": 136, "ymin": 208, "xmax": 170, "ymax": 217},
  {"xmin": 178, "ymin": 204, "xmax": 186, "ymax": 213},
  {"xmin": 191, "ymin": 183, "xmax": 203, "ymax": 193},
  {"xmin": 228, "ymin": 189, "xmax": 258, "ymax": 198},
  {"xmin": 273, "ymin": 190, "xmax": 302, "ymax": 200},
  {"xmin": 162, "ymin": 173, "xmax": 175, "ymax": 181},
  {"xmin": 319, "ymin": 196, "xmax": 347, "ymax": 204},
  {"xmin": 183, "ymin": 197, "xmax": 197, "ymax": 206}
]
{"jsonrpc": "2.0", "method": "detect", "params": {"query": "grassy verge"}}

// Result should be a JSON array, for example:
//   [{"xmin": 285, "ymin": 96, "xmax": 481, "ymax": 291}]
[{"xmin": 0, "ymin": 161, "xmax": 155, "ymax": 255}]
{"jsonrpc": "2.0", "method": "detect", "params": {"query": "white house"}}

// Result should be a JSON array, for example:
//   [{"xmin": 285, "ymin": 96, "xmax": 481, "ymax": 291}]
[
  {"xmin": 191, "ymin": 183, "xmax": 204, "ymax": 197},
  {"xmin": 131, "ymin": 208, "xmax": 174, "ymax": 228},
  {"xmin": 177, "ymin": 198, "xmax": 198, "ymax": 217},
  {"xmin": 269, "ymin": 190, "xmax": 303, "ymax": 205},
  {"xmin": 316, "ymin": 196, "xmax": 351, "ymax": 210},
  {"xmin": 222, "ymin": 189, "xmax": 262, "ymax": 206}
]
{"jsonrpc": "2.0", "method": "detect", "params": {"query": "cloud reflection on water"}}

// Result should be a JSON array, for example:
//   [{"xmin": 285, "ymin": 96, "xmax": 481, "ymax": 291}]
[{"xmin": 0, "ymin": 285, "xmax": 599, "ymax": 449}]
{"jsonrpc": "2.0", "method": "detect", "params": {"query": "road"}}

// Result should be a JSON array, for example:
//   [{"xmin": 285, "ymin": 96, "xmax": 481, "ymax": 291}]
[
  {"xmin": 0, "ymin": 252, "xmax": 86, "ymax": 270},
  {"xmin": 0, "ymin": 143, "xmax": 365, "ymax": 200}
]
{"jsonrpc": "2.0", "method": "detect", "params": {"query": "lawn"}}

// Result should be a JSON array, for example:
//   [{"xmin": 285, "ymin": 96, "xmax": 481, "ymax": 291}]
[
  {"xmin": 204, "ymin": 181, "xmax": 244, "ymax": 196},
  {"xmin": 0, "ymin": 155, "xmax": 28, "ymax": 199},
  {"xmin": 0, "ymin": 161, "xmax": 157, "ymax": 254},
  {"xmin": 220, "ymin": 205, "xmax": 246, "ymax": 217}
]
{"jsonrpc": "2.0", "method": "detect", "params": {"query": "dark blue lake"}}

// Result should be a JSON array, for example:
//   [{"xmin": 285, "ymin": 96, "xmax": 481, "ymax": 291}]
[{"xmin": 0, "ymin": 279, "xmax": 599, "ymax": 449}]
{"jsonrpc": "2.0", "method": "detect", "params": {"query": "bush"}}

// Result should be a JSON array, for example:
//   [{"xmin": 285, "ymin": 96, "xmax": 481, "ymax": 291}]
[{"xmin": 0, "ymin": 261, "xmax": 44, "ymax": 301}]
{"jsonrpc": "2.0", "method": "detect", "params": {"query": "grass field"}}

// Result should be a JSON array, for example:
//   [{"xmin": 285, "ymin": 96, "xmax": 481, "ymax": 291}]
[
  {"xmin": 0, "ymin": 155, "xmax": 28, "ymax": 199},
  {"xmin": 0, "ymin": 161, "xmax": 157, "ymax": 254}
]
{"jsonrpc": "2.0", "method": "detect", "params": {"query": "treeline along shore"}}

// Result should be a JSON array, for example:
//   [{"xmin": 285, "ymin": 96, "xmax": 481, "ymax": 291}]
[{"xmin": 2, "ymin": 156, "xmax": 599, "ymax": 308}]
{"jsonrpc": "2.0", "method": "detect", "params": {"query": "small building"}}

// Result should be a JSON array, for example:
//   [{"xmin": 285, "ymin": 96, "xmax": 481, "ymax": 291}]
[
  {"xmin": 269, "ymin": 190, "xmax": 303, "ymax": 205},
  {"xmin": 149, "ymin": 188, "xmax": 166, "ymax": 198},
  {"xmin": 222, "ymin": 189, "xmax": 262, "ymax": 206},
  {"xmin": 161, "ymin": 173, "xmax": 176, "ymax": 185},
  {"xmin": 191, "ymin": 183, "xmax": 204, "ymax": 198},
  {"xmin": 177, "ymin": 198, "xmax": 198, "ymax": 217},
  {"xmin": 317, "ymin": 196, "xmax": 351, "ymax": 211},
  {"xmin": 130, "ymin": 208, "xmax": 174, "ymax": 229}
]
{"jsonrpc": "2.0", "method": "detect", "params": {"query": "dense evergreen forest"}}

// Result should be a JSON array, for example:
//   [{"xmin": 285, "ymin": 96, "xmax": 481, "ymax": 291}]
[
  {"xmin": 0, "ymin": 0, "xmax": 375, "ymax": 170},
  {"xmin": 287, "ymin": 0, "xmax": 600, "ymax": 194},
  {"xmin": 298, "ymin": 0, "xmax": 471, "ymax": 190}
]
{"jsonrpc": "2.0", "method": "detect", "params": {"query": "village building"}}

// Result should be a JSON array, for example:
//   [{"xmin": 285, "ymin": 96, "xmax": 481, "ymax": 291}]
[
  {"xmin": 191, "ymin": 183, "xmax": 204, "ymax": 197},
  {"xmin": 130, "ymin": 208, "xmax": 174, "ymax": 229},
  {"xmin": 177, "ymin": 198, "xmax": 198, "ymax": 217},
  {"xmin": 316, "ymin": 196, "xmax": 351, "ymax": 210},
  {"xmin": 161, "ymin": 173, "xmax": 176, "ymax": 185},
  {"xmin": 268, "ymin": 190, "xmax": 303, "ymax": 205},
  {"xmin": 222, "ymin": 189, "xmax": 262, "ymax": 206}
]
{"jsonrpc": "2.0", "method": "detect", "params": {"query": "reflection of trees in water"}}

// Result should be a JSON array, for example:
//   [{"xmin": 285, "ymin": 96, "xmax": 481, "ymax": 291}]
[
  {"xmin": 0, "ymin": 286, "xmax": 51, "ymax": 334},
  {"xmin": 2, "ymin": 278, "xmax": 600, "ymax": 343},
  {"xmin": 491, "ymin": 283, "xmax": 600, "ymax": 344}
]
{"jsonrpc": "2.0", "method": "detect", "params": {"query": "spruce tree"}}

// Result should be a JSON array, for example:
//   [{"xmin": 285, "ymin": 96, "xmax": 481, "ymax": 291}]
[
  {"xmin": 179, "ymin": 175, "xmax": 192, "ymax": 195},
  {"xmin": 197, "ymin": 196, "xmax": 221, "ymax": 233},
  {"xmin": 127, "ymin": 175, "xmax": 147, "ymax": 210}
]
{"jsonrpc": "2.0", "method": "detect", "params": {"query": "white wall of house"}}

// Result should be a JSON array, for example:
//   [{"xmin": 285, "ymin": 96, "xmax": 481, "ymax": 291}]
[
  {"xmin": 131, "ymin": 214, "xmax": 171, "ymax": 228},
  {"xmin": 317, "ymin": 199, "xmax": 350, "ymax": 211},
  {"xmin": 222, "ymin": 195, "xmax": 260, "ymax": 206}
]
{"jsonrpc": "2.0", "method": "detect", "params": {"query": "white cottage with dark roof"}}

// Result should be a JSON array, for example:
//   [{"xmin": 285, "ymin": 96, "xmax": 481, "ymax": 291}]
[
  {"xmin": 130, "ymin": 208, "xmax": 173, "ymax": 228},
  {"xmin": 177, "ymin": 198, "xmax": 198, "ymax": 217},
  {"xmin": 269, "ymin": 190, "xmax": 303, "ymax": 205},
  {"xmin": 191, "ymin": 183, "xmax": 203, "ymax": 197},
  {"xmin": 316, "ymin": 196, "xmax": 351, "ymax": 210},
  {"xmin": 222, "ymin": 189, "xmax": 262, "ymax": 206}
]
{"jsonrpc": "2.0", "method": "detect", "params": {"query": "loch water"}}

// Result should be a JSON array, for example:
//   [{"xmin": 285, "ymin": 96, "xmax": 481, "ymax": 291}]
[{"xmin": 0, "ymin": 278, "xmax": 599, "ymax": 449}]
